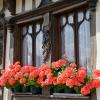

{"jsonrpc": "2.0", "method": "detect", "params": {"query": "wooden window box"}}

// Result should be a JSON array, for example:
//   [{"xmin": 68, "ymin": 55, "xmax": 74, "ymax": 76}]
[{"xmin": 11, "ymin": 93, "xmax": 89, "ymax": 100}]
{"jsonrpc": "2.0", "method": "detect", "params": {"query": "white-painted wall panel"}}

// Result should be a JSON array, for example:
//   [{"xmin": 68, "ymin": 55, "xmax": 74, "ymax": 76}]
[
  {"xmin": 96, "ymin": 0, "xmax": 100, "ymax": 100},
  {"xmin": 16, "ymin": 0, "xmax": 22, "ymax": 14},
  {"xmin": 96, "ymin": 0, "xmax": 100, "ymax": 69},
  {"xmin": 3, "ymin": 30, "xmax": 11, "ymax": 100},
  {"xmin": 25, "ymin": 0, "xmax": 32, "ymax": 11},
  {"xmin": 35, "ymin": 0, "xmax": 41, "ymax": 8}
]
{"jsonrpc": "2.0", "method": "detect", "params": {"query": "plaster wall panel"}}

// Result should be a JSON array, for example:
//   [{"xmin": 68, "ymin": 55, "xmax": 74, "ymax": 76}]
[
  {"xmin": 96, "ymin": 0, "xmax": 100, "ymax": 100},
  {"xmin": 16, "ymin": 0, "xmax": 22, "ymax": 14},
  {"xmin": 25, "ymin": 0, "xmax": 32, "ymax": 11}
]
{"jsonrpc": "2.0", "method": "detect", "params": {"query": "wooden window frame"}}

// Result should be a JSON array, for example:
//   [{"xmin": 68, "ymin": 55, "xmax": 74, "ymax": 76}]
[
  {"xmin": 13, "ymin": 0, "xmax": 97, "ymax": 68},
  {"xmin": 14, "ymin": 19, "xmax": 43, "ymax": 66},
  {"xmin": 51, "ymin": 7, "xmax": 89, "ymax": 65}
]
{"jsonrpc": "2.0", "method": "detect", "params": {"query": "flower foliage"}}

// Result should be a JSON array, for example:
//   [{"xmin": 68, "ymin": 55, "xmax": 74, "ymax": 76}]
[{"xmin": 0, "ymin": 59, "xmax": 100, "ymax": 95}]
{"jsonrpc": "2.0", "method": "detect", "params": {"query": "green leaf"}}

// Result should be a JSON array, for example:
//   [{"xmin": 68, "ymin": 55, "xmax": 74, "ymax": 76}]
[{"xmin": 74, "ymin": 86, "xmax": 81, "ymax": 94}]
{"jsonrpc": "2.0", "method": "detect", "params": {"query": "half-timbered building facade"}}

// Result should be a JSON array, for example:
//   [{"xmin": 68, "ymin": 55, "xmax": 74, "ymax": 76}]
[{"xmin": 0, "ymin": 0, "xmax": 100, "ymax": 100}]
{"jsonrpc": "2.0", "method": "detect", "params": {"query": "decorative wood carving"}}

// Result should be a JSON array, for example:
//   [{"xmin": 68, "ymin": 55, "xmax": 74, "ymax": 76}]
[
  {"xmin": 4, "ymin": 0, "xmax": 16, "ymax": 15},
  {"xmin": 0, "ymin": 10, "xmax": 7, "ymax": 68},
  {"xmin": 42, "ymin": 13, "xmax": 51, "ymax": 63}
]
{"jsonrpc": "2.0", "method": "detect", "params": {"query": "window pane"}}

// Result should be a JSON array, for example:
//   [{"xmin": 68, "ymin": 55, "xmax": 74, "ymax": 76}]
[
  {"xmin": 22, "ymin": 26, "xmax": 33, "ymax": 65},
  {"xmin": 28, "ymin": 25, "xmax": 32, "ymax": 33},
  {"xmin": 78, "ymin": 11, "xmax": 91, "ymax": 71},
  {"xmin": 36, "ymin": 24, "xmax": 43, "ymax": 67},
  {"xmin": 61, "ymin": 15, "xmax": 75, "ymax": 62}
]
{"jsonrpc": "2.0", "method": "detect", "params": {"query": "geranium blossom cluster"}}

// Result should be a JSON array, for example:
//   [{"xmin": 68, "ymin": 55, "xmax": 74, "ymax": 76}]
[{"xmin": 0, "ymin": 59, "xmax": 100, "ymax": 96}]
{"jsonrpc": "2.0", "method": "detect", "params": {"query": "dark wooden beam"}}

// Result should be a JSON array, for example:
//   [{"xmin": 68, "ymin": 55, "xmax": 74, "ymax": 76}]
[{"xmin": 13, "ymin": 0, "xmax": 89, "ymax": 24}]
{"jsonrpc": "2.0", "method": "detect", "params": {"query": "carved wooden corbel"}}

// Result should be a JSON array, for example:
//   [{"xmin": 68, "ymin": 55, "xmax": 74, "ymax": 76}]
[{"xmin": 6, "ymin": 17, "xmax": 15, "ymax": 33}]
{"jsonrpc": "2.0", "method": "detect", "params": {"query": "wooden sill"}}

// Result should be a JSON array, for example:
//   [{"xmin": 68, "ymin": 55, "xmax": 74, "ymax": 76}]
[{"xmin": 11, "ymin": 93, "xmax": 89, "ymax": 100}]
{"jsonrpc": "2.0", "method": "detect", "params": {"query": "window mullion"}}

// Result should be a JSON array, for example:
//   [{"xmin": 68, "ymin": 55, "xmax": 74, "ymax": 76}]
[
  {"xmin": 74, "ymin": 12, "xmax": 80, "ymax": 66},
  {"xmin": 32, "ymin": 23, "xmax": 36, "ymax": 66}
]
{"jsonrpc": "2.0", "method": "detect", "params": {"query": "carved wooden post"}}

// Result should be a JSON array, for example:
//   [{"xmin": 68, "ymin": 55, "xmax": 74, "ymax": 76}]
[
  {"xmin": 0, "ymin": 11, "xmax": 6, "ymax": 100},
  {"xmin": 89, "ymin": 0, "xmax": 98, "ymax": 100},
  {"xmin": 42, "ymin": 13, "xmax": 51, "ymax": 95},
  {"xmin": 42, "ymin": 13, "xmax": 51, "ymax": 63},
  {"xmin": 0, "ymin": 11, "xmax": 7, "ymax": 68},
  {"xmin": 6, "ymin": 19, "xmax": 15, "ymax": 64}
]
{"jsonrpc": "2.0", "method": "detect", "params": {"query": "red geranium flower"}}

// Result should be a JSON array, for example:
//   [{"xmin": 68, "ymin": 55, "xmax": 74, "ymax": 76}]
[
  {"xmin": 15, "ymin": 72, "xmax": 22, "ymax": 80},
  {"xmin": 81, "ymin": 84, "xmax": 90, "ymax": 95},
  {"xmin": 94, "ymin": 70, "xmax": 100, "ymax": 79},
  {"xmin": 19, "ymin": 78, "xmax": 26, "ymax": 85},
  {"xmin": 66, "ymin": 78, "xmax": 75, "ymax": 88},
  {"xmin": 70, "ymin": 63, "xmax": 77, "ymax": 68},
  {"xmin": 14, "ymin": 65, "xmax": 21, "ymax": 72},
  {"xmin": 14, "ymin": 61, "xmax": 20, "ymax": 65},
  {"xmin": 64, "ymin": 68, "xmax": 75, "ymax": 77},
  {"xmin": 29, "ymin": 69, "xmax": 39, "ymax": 79},
  {"xmin": 8, "ymin": 78, "xmax": 15, "ymax": 86},
  {"xmin": 91, "ymin": 79, "xmax": 100, "ymax": 88},
  {"xmin": 39, "ymin": 64, "xmax": 49, "ymax": 71},
  {"xmin": 0, "ymin": 77, "xmax": 6, "ymax": 86},
  {"xmin": 77, "ymin": 67, "xmax": 86, "ymax": 78},
  {"xmin": 52, "ymin": 59, "xmax": 67, "ymax": 68}
]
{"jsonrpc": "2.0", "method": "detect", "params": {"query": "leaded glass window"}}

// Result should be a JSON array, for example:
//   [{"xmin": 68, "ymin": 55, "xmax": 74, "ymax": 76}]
[
  {"xmin": 78, "ymin": 11, "xmax": 91, "ymax": 70},
  {"xmin": 61, "ymin": 14, "xmax": 75, "ymax": 62},
  {"xmin": 22, "ymin": 25, "xmax": 33, "ymax": 65},
  {"xmin": 60, "ymin": 10, "xmax": 91, "ymax": 68},
  {"xmin": 22, "ymin": 21, "xmax": 43, "ymax": 67},
  {"xmin": 35, "ymin": 23, "xmax": 43, "ymax": 67}
]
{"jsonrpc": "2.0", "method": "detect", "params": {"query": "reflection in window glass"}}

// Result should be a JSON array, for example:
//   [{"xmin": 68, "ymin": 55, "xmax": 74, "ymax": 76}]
[
  {"xmin": 78, "ymin": 11, "xmax": 91, "ymax": 71},
  {"xmin": 36, "ymin": 24, "xmax": 41, "ymax": 33},
  {"xmin": 61, "ymin": 15, "xmax": 75, "ymax": 62},
  {"xmin": 22, "ymin": 26, "xmax": 33, "ymax": 65},
  {"xmin": 28, "ymin": 25, "xmax": 32, "ymax": 33},
  {"xmin": 36, "ymin": 28, "xmax": 43, "ymax": 67}
]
